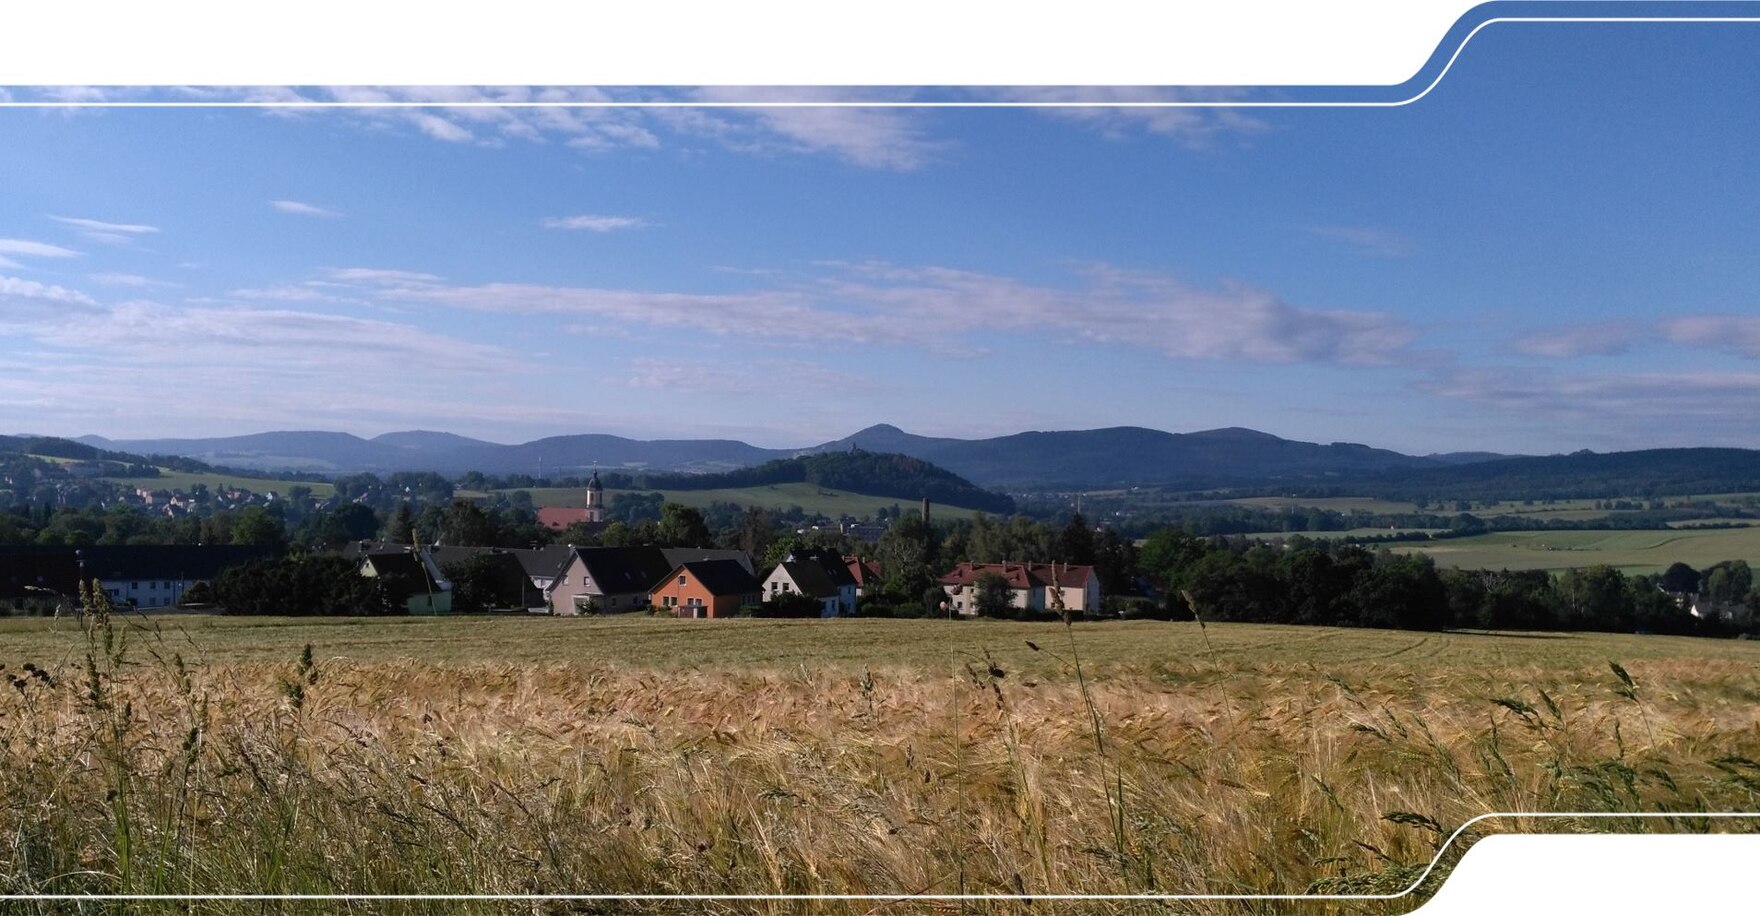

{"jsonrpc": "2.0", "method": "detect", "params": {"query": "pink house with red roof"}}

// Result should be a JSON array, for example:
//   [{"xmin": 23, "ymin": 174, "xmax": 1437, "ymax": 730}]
[{"xmin": 938, "ymin": 562, "xmax": 1101, "ymax": 616}]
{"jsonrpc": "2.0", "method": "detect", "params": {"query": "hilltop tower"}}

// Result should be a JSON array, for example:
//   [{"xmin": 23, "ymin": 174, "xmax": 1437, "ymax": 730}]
[{"xmin": 584, "ymin": 470, "xmax": 606, "ymax": 524}]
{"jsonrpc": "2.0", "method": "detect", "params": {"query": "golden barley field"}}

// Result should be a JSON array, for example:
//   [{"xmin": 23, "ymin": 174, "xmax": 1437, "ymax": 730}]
[{"xmin": 2, "ymin": 606, "xmax": 1759, "ymax": 914}]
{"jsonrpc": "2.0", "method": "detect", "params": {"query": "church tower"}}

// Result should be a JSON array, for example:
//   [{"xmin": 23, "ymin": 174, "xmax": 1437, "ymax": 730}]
[{"xmin": 584, "ymin": 470, "xmax": 606, "ymax": 523}]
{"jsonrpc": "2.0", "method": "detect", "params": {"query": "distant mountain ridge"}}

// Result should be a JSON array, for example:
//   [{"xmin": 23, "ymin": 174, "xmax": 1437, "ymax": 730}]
[
  {"xmin": 52, "ymin": 425, "xmax": 1760, "ymax": 497},
  {"xmin": 801, "ymin": 424, "xmax": 1445, "ymax": 489},
  {"xmin": 78, "ymin": 423, "xmax": 1521, "ymax": 489}
]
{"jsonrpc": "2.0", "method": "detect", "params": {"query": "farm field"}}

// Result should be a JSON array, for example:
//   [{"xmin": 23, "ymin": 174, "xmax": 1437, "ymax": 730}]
[
  {"xmin": 1223, "ymin": 493, "xmax": 1760, "ymax": 524},
  {"xmin": 97, "ymin": 468, "xmax": 335, "ymax": 497},
  {"xmin": 3, "ymin": 613, "xmax": 1758, "ymax": 911},
  {"xmin": 1243, "ymin": 527, "xmax": 1448, "ymax": 540},
  {"xmin": 1225, "ymin": 495, "xmax": 1426, "ymax": 514},
  {"xmin": 11, "ymin": 612, "xmax": 1760, "ymax": 671},
  {"xmin": 1392, "ymin": 527, "xmax": 1760, "ymax": 574},
  {"xmin": 30, "ymin": 454, "xmax": 332, "ymax": 497},
  {"xmin": 503, "ymin": 482, "xmax": 981, "ymax": 519}
]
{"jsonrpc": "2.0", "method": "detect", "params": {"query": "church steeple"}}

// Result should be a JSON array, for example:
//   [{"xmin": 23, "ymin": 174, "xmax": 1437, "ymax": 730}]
[{"xmin": 584, "ymin": 469, "xmax": 605, "ymax": 521}]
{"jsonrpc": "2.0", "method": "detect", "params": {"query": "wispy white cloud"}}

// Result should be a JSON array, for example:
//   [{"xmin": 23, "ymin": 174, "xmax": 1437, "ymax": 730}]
[
  {"xmin": 688, "ymin": 87, "xmax": 948, "ymax": 170},
  {"xmin": 228, "ymin": 283, "xmax": 354, "ymax": 303},
  {"xmin": 271, "ymin": 199, "xmax": 343, "ymax": 218},
  {"xmin": 0, "ymin": 238, "xmax": 80, "ymax": 260},
  {"xmin": 2, "ymin": 286, "xmax": 527, "ymax": 438},
  {"xmin": 1513, "ymin": 315, "xmax": 1760, "ymax": 360},
  {"xmin": 36, "ymin": 301, "xmax": 507, "ymax": 366},
  {"xmin": 88, "ymin": 273, "xmax": 179, "ymax": 289},
  {"xmin": 13, "ymin": 85, "xmax": 1272, "ymax": 173},
  {"xmin": 1301, "ymin": 224, "xmax": 1414, "ymax": 258},
  {"xmin": 626, "ymin": 357, "xmax": 869, "ymax": 395},
  {"xmin": 982, "ymin": 86, "xmax": 1270, "ymax": 148},
  {"xmin": 1660, "ymin": 315, "xmax": 1760, "ymax": 358},
  {"xmin": 50, "ymin": 215, "xmax": 159, "ymax": 244},
  {"xmin": 0, "ymin": 274, "xmax": 101, "ymax": 310},
  {"xmin": 542, "ymin": 214, "xmax": 651, "ymax": 232},
  {"xmin": 1514, "ymin": 322, "xmax": 1641, "ymax": 358},
  {"xmin": 322, "ymin": 260, "xmax": 1414, "ymax": 366},
  {"xmin": 322, "ymin": 267, "xmax": 443, "ymax": 285},
  {"xmin": 1420, "ymin": 365, "xmax": 1760, "ymax": 446}
]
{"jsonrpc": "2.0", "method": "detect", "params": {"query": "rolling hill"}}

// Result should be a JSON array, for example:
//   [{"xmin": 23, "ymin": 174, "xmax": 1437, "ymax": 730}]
[
  {"xmin": 806, "ymin": 424, "xmax": 1436, "ymax": 489},
  {"xmin": 78, "ymin": 424, "xmax": 1760, "ymax": 496},
  {"xmin": 71, "ymin": 424, "xmax": 1500, "ymax": 488},
  {"xmin": 617, "ymin": 450, "xmax": 1015, "ymax": 514}
]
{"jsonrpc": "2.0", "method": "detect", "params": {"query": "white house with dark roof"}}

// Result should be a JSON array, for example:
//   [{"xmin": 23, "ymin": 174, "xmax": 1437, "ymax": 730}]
[{"xmin": 762, "ymin": 550, "xmax": 858, "ymax": 616}]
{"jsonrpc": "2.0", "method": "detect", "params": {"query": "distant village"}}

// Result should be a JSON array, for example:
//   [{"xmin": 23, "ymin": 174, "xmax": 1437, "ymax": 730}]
[
  {"xmin": 4, "ymin": 449, "xmax": 1757, "ymax": 640},
  {"xmin": 2, "ymin": 457, "xmax": 1124, "ymax": 622},
  {"xmin": 1, "ymin": 500, "xmax": 1108, "ymax": 623}
]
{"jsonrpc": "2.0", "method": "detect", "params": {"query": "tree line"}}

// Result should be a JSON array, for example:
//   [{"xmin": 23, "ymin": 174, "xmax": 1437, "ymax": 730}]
[{"xmin": 1137, "ymin": 530, "xmax": 1758, "ymax": 636}]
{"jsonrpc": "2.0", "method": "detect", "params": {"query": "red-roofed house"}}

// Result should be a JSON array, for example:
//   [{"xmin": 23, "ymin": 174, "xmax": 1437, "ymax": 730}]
[
  {"xmin": 844, "ymin": 556, "xmax": 884, "ymax": 597},
  {"xmin": 938, "ymin": 562, "xmax": 1100, "ymax": 616}
]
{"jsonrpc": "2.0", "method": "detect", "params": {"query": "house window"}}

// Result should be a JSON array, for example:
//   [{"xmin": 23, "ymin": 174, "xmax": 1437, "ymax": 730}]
[
  {"xmin": 131, "ymin": 582, "xmax": 139, "ymax": 590},
  {"xmin": 678, "ymin": 575, "xmax": 687, "ymax": 586}
]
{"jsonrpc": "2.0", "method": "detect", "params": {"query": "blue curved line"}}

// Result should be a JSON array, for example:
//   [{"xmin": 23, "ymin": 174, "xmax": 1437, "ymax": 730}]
[{"xmin": 1271, "ymin": 0, "xmax": 1760, "ymax": 107}]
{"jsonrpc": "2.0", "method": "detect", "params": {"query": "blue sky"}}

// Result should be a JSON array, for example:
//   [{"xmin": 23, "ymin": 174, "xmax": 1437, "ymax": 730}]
[{"xmin": 5, "ymin": 21, "xmax": 1760, "ymax": 454}]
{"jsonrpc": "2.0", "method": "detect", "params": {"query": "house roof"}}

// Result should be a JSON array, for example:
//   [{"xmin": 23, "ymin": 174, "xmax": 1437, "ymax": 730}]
[
  {"xmin": 340, "ymin": 541, "xmax": 575, "ymax": 583},
  {"xmin": 844, "ymin": 556, "xmax": 884, "ymax": 587},
  {"xmin": 790, "ymin": 549, "xmax": 856, "ymax": 587},
  {"xmin": 573, "ymin": 546, "xmax": 676, "ymax": 596},
  {"xmin": 72, "ymin": 545, "xmax": 271, "ymax": 582},
  {"xmin": 506, "ymin": 545, "xmax": 575, "ymax": 581},
  {"xmin": 536, "ymin": 507, "xmax": 593, "ymax": 530},
  {"xmin": 660, "ymin": 547, "xmax": 755, "ymax": 576},
  {"xmin": 361, "ymin": 550, "xmax": 446, "ymax": 598},
  {"xmin": 429, "ymin": 547, "xmax": 528, "ymax": 580},
  {"xmin": 655, "ymin": 559, "xmax": 762, "ymax": 597},
  {"xmin": 776, "ymin": 560, "xmax": 843, "ymax": 598},
  {"xmin": 0, "ymin": 548, "xmax": 81, "ymax": 600},
  {"xmin": 939, "ymin": 562, "xmax": 1096, "ymax": 590},
  {"xmin": 339, "ymin": 540, "xmax": 403, "ymax": 561}
]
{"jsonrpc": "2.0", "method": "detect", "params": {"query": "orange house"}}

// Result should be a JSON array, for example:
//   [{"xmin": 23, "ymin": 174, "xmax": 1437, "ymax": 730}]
[{"xmin": 649, "ymin": 559, "xmax": 763, "ymax": 618}]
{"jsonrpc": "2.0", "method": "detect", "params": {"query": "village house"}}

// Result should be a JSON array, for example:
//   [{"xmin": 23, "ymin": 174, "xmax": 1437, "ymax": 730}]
[
  {"xmin": 650, "ymin": 558, "xmax": 764, "ymax": 618},
  {"xmin": 0, "ymin": 547, "xmax": 82, "ymax": 612},
  {"xmin": 506, "ymin": 545, "xmax": 575, "ymax": 605},
  {"xmin": 844, "ymin": 555, "xmax": 883, "ymax": 598},
  {"xmin": 938, "ymin": 562, "xmax": 1102, "ymax": 616},
  {"xmin": 428, "ymin": 546, "xmax": 536, "ymax": 610},
  {"xmin": 762, "ymin": 550, "xmax": 858, "ymax": 616},
  {"xmin": 0, "ymin": 545, "xmax": 270, "ymax": 611},
  {"xmin": 545, "ymin": 546, "xmax": 755, "ymax": 615},
  {"xmin": 358, "ymin": 548, "xmax": 453, "ymax": 615}
]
